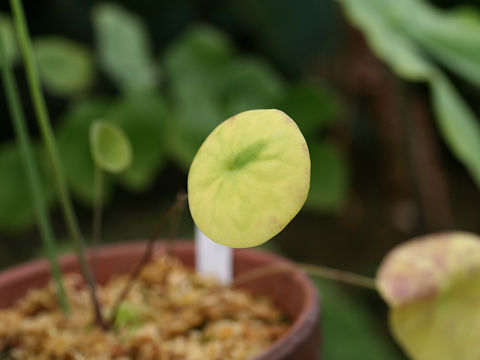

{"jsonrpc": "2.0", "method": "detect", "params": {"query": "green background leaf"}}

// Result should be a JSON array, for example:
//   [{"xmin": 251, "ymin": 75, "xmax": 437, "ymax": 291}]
[
  {"xmin": 57, "ymin": 99, "xmax": 113, "ymax": 205},
  {"xmin": 0, "ymin": 143, "xmax": 55, "ymax": 232},
  {"xmin": 93, "ymin": 3, "xmax": 158, "ymax": 92},
  {"xmin": 277, "ymin": 83, "xmax": 339, "ymax": 136},
  {"xmin": 431, "ymin": 75, "xmax": 480, "ymax": 186},
  {"xmin": 106, "ymin": 92, "xmax": 167, "ymax": 191},
  {"xmin": 337, "ymin": 0, "xmax": 480, "ymax": 189},
  {"xmin": 318, "ymin": 279, "xmax": 403, "ymax": 360},
  {"xmin": 219, "ymin": 57, "xmax": 285, "ymax": 116},
  {"xmin": 306, "ymin": 142, "xmax": 349, "ymax": 212},
  {"xmin": 164, "ymin": 24, "xmax": 232, "ymax": 147},
  {"xmin": 34, "ymin": 37, "xmax": 94, "ymax": 96}
]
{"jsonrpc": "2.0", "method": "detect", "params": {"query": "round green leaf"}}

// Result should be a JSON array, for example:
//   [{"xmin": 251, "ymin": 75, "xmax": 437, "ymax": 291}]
[
  {"xmin": 188, "ymin": 109, "xmax": 310, "ymax": 248},
  {"xmin": 377, "ymin": 232, "xmax": 480, "ymax": 360},
  {"xmin": 57, "ymin": 100, "xmax": 114, "ymax": 204},
  {"xmin": 90, "ymin": 120, "xmax": 132, "ymax": 174},
  {"xmin": 34, "ymin": 37, "xmax": 94, "ymax": 96},
  {"xmin": 107, "ymin": 92, "xmax": 167, "ymax": 191}
]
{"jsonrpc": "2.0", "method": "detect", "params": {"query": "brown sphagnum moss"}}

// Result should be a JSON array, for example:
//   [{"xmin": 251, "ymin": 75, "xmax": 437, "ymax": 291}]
[{"xmin": 0, "ymin": 254, "xmax": 289, "ymax": 360}]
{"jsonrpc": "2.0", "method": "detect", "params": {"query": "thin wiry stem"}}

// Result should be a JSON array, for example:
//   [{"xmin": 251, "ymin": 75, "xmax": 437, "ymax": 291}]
[
  {"xmin": 0, "ymin": 17, "xmax": 69, "ymax": 313},
  {"xmin": 9, "ymin": 0, "xmax": 105, "ymax": 328},
  {"xmin": 91, "ymin": 166, "xmax": 103, "ymax": 253},
  {"xmin": 234, "ymin": 262, "xmax": 377, "ymax": 290},
  {"xmin": 107, "ymin": 192, "xmax": 187, "ymax": 327},
  {"xmin": 298, "ymin": 263, "xmax": 377, "ymax": 289}
]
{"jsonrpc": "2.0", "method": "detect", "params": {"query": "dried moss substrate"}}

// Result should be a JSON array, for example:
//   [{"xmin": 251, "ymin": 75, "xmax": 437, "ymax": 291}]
[{"xmin": 0, "ymin": 256, "xmax": 289, "ymax": 359}]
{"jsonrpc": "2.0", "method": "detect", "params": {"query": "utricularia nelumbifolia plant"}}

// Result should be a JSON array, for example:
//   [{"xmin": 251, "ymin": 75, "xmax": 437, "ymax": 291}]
[{"xmin": 2, "ymin": 1, "xmax": 480, "ymax": 359}]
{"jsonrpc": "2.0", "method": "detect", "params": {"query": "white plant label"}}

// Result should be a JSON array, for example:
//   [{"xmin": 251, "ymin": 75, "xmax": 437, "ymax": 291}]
[{"xmin": 195, "ymin": 226, "xmax": 232, "ymax": 284}]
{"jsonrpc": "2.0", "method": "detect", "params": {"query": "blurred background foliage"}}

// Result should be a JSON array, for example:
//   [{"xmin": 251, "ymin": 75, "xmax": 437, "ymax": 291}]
[
  {"xmin": 0, "ymin": 2, "xmax": 345, "ymax": 230},
  {"xmin": 1, "ymin": 0, "xmax": 480, "ymax": 358}
]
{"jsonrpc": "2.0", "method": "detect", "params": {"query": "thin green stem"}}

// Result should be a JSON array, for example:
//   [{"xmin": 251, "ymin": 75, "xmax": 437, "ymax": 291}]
[
  {"xmin": 298, "ymin": 263, "xmax": 377, "ymax": 290},
  {"xmin": 0, "ymin": 17, "xmax": 69, "ymax": 313},
  {"xmin": 92, "ymin": 166, "xmax": 103, "ymax": 250},
  {"xmin": 90, "ymin": 165, "xmax": 103, "ymax": 275},
  {"xmin": 9, "ymin": 0, "xmax": 105, "ymax": 328},
  {"xmin": 234, "ymin": 262, "xmax": 377, "ymax": 290}
]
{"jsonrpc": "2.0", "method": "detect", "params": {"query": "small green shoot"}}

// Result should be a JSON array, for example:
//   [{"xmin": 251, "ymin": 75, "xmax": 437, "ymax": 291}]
[{"xmin": 113, "ymin": 302, "xmax": 144, "ymax": 331}]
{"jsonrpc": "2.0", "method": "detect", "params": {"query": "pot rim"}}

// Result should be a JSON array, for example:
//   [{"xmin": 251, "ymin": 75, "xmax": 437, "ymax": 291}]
[{"xmin": 0, "ymin": 240, "xmax": 320, "ymax": 360}]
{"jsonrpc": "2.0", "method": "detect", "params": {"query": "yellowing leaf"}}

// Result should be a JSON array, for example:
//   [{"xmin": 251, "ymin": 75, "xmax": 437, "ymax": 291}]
[
  {"xmin": 90, "ymin": 120, "xmax": 132, "ymax": 173},
  {"xmin": 377, "ymin": 232, "xmax": 480, "ymax": 360},
  {"xmin": 188, "ymin": 109, "xmax": 310, "ymax": 248}
]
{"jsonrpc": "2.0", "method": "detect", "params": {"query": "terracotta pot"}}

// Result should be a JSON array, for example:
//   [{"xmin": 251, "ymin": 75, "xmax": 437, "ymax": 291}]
[{"xmin": 0, "ymin": 241, "xmax": 320, "ymax": 360}]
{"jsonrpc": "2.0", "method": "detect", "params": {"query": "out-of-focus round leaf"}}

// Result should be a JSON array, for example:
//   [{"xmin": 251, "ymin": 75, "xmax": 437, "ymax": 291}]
[
  {"xmin": 188, "ymin": 109, "xmax": 310, "ymax": 248},
  {"xmin": 164, "ymin": 117, "xmax": 201, "ymax": 172},
  {"xmin": 34, "ymin": 37, "xmax": 94, "ymax": 96},
  {"xmin": 305, "ymin": 142, "xmax": 348, "ymax": 212},
  {"xmin": 0, "ymin": 13, "xmax": 18, "ymax": 66},
  {"xmin": 220, "ymin": 57, "xmax": 285, "ymax": 116},
  {"xmin": 90, "ymin": 120, "xmax": 132, "ymax": 174},
  {"xmin": 93, "ymin": 3, "xmax": 158, "ymax": 92},
  {"xmin": 0, "ymin": 143, "xmax": 55, "ymax": 232},
  {"xmin": 57, "ymin": 100, "xmax": 113, "ymax": 205},
  {"xmin": 377, "ymin": 232, "xmax": 480, "ymax": 360},
  {"xmin": 164, "ymin": 24, "xmax": 232, "ymax": 94},
  {"xmin": 277, "ymin": 83, "xmax": 339, "ymax": 137},
  {"xmin": 106, "ymin": 92, "xmax": 167, "ymax": 191},
  {"xmin": 164, "ymin": 24, "xmax": 232, "ymax": 166}
]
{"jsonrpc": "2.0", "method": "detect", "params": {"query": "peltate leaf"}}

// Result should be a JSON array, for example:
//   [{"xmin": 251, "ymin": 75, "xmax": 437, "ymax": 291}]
[
  {"xmin": 188, "ymin": 109, "xmax": 310, "ymax": 248},
  {"xmin": 107, "ymin": 92, "xmax": 167, "ymax": 191},
  {"xmin": 57, "ymin": 100, "xmax": 113, "ymax": 205},
  {"xmin": 377, "ymin": 232, "xmax": 480, "ymax": 360},
  {"xmin": 90, "ymin": 120, "xmax": 132, "ymax": 174}
]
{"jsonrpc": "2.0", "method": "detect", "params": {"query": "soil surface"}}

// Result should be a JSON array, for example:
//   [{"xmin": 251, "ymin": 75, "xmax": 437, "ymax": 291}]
[{"xmin": 0, "ymin": 255, "xmax": 289, "ymax": 360}]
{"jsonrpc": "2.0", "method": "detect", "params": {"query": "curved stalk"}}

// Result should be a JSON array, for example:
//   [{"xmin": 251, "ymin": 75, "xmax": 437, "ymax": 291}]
[{"xmin": 9, "ymin": 0, "xmax": 105, "ymax": 328}]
